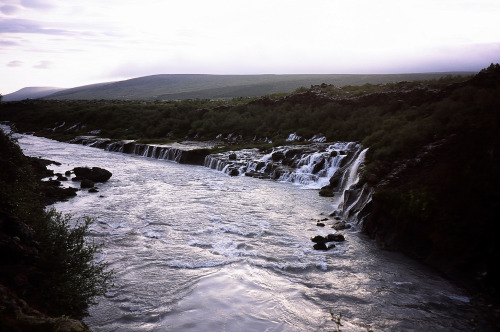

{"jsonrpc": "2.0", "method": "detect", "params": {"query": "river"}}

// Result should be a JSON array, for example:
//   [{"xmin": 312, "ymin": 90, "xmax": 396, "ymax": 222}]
[{"xmin": 14, "ymin": 132, "xmax": 489, "ymax": 331}]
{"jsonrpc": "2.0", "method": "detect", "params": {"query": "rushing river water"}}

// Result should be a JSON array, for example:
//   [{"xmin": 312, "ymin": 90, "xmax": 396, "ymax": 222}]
[{"xmin": 13, "ymin": 132, "xmax": 491, "ymax": 331}]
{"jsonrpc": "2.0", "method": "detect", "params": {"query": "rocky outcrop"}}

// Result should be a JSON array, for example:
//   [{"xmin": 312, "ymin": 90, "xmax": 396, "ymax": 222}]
[
  {"xmin": 28, "ymin": 157, "xmax": 78, "ymax": 205},
  {"xmin": 311, "ymin": 233, "xmax": 345, "ymax": 250},
  {"xmin": 73, "ymin": 167, "xmax": 112, "ymax": 183}
]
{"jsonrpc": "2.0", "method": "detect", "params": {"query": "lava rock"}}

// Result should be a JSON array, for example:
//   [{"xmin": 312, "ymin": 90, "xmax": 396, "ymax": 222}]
[
  {"xmin": 319, "ymin": 185, "xmax": 334, "ymax": 197},
  {"xmin": 332, "ymin": 221, "xmax": 351, "ymax": 231},
  {"xmin": 80, "ymin": 179, "xmax": 95, "ymax": 188},
  {"xmin": 311, "ymin": 235, "xmax": 327, "ymax": 243},
  {"xmin": 326, "ymin": 233, "xmax": 345, "ymax": 242},
  {"xmin": 73, "ymin": 167, "xmax": 112, "ymax": 182},
  {"xmin": 313, "ymin": 242, "xmax": 328, "ymax": 250},
  {"xmin": 271, "ymin": 151, "xmax": 285, "ymax": 161}
]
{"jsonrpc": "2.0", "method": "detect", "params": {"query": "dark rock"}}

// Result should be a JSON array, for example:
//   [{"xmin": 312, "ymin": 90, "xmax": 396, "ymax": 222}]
[
  {"xmin": 312, "ymin": 158, "xmax": 325, "ymax": 174},
  {"xmin": 178, "ymin": 149, "xmax": 211, "ymax": 165},
  {"xmin": 329, "ymin": 173, "xmax": 343, "ymax": 190},
  {"xmin": 255, "ymin": 161, "xmax": 266, "ymax": 171},
  {"xmin": 72, "ymin": 176, "xmax": 84, "ymax": 182},
  {"xmin": 319, "ymin": 186, "xmax": 334, "ymax": 197},
  {"xmin": 313, "ymin": 242, "xmax": 328, "ymax": 250},
  {"xmin": 56, "ymin": 174, "xmax": 68, "ymax": 181},
  {"xmin": 80, "ymin": 179, "xmax": 95, "ymax": 188},
  {"xmin": 327, "ymin": 243, "xmax": 336, "ymax": 250},
  {"xmin": 228, "ymin": 169, "xmax": 239, "ymax": 176},
  {"xmin": 88, "ymin": 187, "xmax": 99, "ymax": 193},
  {"xmin": 316, "ymin": 223, "xmax": 325, "ymax": 227},
  {"xmin": 64, "ymin": 170, "xmax": 72, "ymax": 176},
  {"xmin": 311, "ymin": 235, "xmax": 327, "ymax": 243},
  {"xmin": 271, "ymin": 151, "xmax": 285, "ymax": 161},
  {"xmin": 228, "ymin": 153, "xmax": 237, "ymax": 160},
  {"xmin": 263, "ymin": 163, "xmax": 275, "ymax": 174},
  {"xmin": 332, "ymin": 221, "xmax": 351, "ymax": 230},
  {"xmin": 73, "ymin": 167, "xmax": 112, "ymax": 182},
  {"xmin": 326, "ymin": 233, "xmax": 345, "ymax": 242}
]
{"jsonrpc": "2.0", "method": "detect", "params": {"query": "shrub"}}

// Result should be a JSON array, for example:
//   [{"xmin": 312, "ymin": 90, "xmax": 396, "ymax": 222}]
[{"xmin": 33, "ymin": 209, "xmax": 114, "ymax": 319}]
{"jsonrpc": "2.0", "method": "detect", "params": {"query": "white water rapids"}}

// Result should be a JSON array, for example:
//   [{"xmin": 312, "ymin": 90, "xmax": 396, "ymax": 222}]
[{"xmin": 12, "ymin": 132, "xmax": 489, "ymax": 331}]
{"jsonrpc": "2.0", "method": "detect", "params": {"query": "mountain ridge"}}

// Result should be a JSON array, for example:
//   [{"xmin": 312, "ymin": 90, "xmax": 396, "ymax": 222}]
[{"xmin": 3, "ymin": 72, "xmax": 475, "ymax": 101}]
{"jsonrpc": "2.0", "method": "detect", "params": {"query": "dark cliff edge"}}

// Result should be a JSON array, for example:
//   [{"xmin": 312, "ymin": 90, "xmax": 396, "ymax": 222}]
[{"xmin": 362, "ymin": 67, "xmax": 500, "ymax": 326}]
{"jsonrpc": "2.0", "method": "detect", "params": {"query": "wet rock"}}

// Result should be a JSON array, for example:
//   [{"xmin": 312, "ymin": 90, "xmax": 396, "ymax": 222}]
[
  {"xmin": 311, "ymin": 235, "xmax": 327, "ymax": 243},
  {"xmin": 228, "ymin": 153, "xmax": 237, "ymax": 160},
  {"xmin": 317, "ymin": 222, "xmax": 325, "ymax": 227},
  {"xmin": 88, "ymin": 187, "xmax": 99, "ymax": 193},
  {"xmin": 313, "ymin": 242, "xmax": 328, "ymax": 250},
  {"xmin": 64, "ymin": 170, "xmax": 72, "ymax": 176},
  {"xmin": 80, "ymin": 179, "xmax": 95, "ymax": 188},
  {"xmin": 56, "ymin": 173, "xmax": 68, "ymax": 181},
  {"xmin": 326, "ymin": 233, "xmax": 345, "ymax": 242},
  {"xmin": 329, "ymin": 173, "xmax": 343, "ymax": 190},
  {"xmin": 319, "ymin": 185, "xmax": 334, "ymax": 197},
  {"xmin": 332, "ymin": 221, "xmax": 351, "ymax": 231},
  {"xmin": 73, "ymin": 166, "xmax": 112, "ymax": 182},
  {"xmin": 312, "ymin": 158, "xmax": 325, "ymax": 174},
  {"xmin": 271, "ymin": 151, "xmax": 285, "ymax": 161},
  {"xmin": 255, "ymin": 161, "xmax": 266, "ymax": 171},
  {"xmin": 228, "ymin": 168, "xmax": 239, "ymax": 176}
]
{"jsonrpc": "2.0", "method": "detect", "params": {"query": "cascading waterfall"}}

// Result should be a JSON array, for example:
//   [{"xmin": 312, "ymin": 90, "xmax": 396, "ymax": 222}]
[
  {"xmin": 68, "ymin": 135, "xmax": 373, "ymax": 224},
  {"xmin": 204, "ymin": 143, "xmax": 372, "ymax": 224},
  {"xmin": 69, "ymin": 137, "xmax": 197, "ymax": 164}
]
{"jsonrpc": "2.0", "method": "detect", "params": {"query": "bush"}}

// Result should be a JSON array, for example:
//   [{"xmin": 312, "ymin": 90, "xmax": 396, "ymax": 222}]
[{"xmin": 34, "ymin": 209, "xmax": 114, "ymax": 319}]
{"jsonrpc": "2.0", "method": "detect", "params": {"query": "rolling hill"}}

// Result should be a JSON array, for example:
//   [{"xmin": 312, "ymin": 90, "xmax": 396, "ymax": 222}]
[
  {"xmin": 2, "ymin": 87, "xmax": 67, "ymax": 101},
  {"xmin": 4, "ymin": 72, "xmax": 476, "ymax": 101}
]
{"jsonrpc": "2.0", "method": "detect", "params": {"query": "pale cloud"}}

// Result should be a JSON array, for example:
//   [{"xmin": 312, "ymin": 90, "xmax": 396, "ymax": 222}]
[
  {"xmin": 20, "ymin": 0, "xmax": 54, "ymax": 10},
  {"xmin": 0, "ymin": 40, "xmax": 19, "ymax": 46},
  {"xmin": 0, "ymin": 5, "xmax": 20, "ymax": 15},
  {"xmin": 0, "ymin": 18, "xmax": 78, "ymax": 35},
  {"xmin": 7, "ymin": 60, "xmax": 23, "ymax": 67},
  {"xmin": 33, "ymin": 60, "xmax": 52, "ymax": 69}
]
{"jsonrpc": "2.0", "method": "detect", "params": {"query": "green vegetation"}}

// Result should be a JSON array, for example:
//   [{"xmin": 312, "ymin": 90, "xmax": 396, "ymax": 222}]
[
  {"xmin": 0, "ymin": 130, "xmax": 113, "ymax": 321},
  {"xmin": 15, "ymin": 73, "xmax": 468, "ymax": 101}
]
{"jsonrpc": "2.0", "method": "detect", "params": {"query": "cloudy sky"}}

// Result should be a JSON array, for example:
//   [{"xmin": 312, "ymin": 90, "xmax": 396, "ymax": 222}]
[{"xmin": 1, "ymin": 0, "xmax": 499, "ymax": 94}]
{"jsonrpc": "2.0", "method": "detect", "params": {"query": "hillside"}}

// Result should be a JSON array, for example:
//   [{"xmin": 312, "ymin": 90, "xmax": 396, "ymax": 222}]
[
  {"xmin": 4, "ymin": 72, "xmax": 475, "ymax": 101},
  {"xmin": 2, "ymin": 87, "xmax": 66, "ymax": 101}
]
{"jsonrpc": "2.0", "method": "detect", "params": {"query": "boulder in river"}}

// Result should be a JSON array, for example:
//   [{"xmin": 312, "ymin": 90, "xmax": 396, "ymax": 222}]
[
  {"xmin": 326, "ymin": 233, "xmax": 345, "ymax": 242},
  {"xmin": 73, "ymin": 167, "xmax": 112, "ymax": 182},
  {"xmin": 80, "ymin": 179, "xmax": 95, "ymax": 189},
  {"xmin": 332, "ymin": 221, "xmax": 351, "ymax": 231}
]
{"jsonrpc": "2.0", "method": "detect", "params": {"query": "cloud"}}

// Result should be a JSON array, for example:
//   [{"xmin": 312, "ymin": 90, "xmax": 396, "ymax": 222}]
[
  {"xmin": 7, "ymin": 60, "xmax": 23, "ymax": 67},
  {"xmin": 20, "ymin": 0, "xmax": 54, "ymax": 10},
  {"xmin": 33, "ymin": 60, "xmax": 52, "ymax": 69},
  {"xmin": 0, "ymin": 5, "xmax": 20, "ymax": 15},
  {"xmin": 0, "ymin": 40, "xmax": 19, "ymax": 46},
  {"xmin": 0, "ymin": 18, "xmax": 75, "ymax": 35}
]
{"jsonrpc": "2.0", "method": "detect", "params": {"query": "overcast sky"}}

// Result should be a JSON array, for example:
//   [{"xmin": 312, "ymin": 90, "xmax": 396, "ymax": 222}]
[{"xmin": 1, "ymin": 0, "xmax": 499, "ymax": 94}]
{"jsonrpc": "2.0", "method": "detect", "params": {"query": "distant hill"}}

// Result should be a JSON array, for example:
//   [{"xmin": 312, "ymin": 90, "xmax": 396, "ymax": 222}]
[
  {"xmin": 3, "ymin": 87, "xmax": 67, "ymax": 101},
  {"xmin": 6, "ymin": 73, "xmax": 476, "ymax": 101}
]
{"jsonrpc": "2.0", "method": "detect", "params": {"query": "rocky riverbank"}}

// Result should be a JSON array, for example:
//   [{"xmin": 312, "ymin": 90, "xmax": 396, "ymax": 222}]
[{"xmin": 0, "ymin": 129, "xmax": 113, "ymax": 331}]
